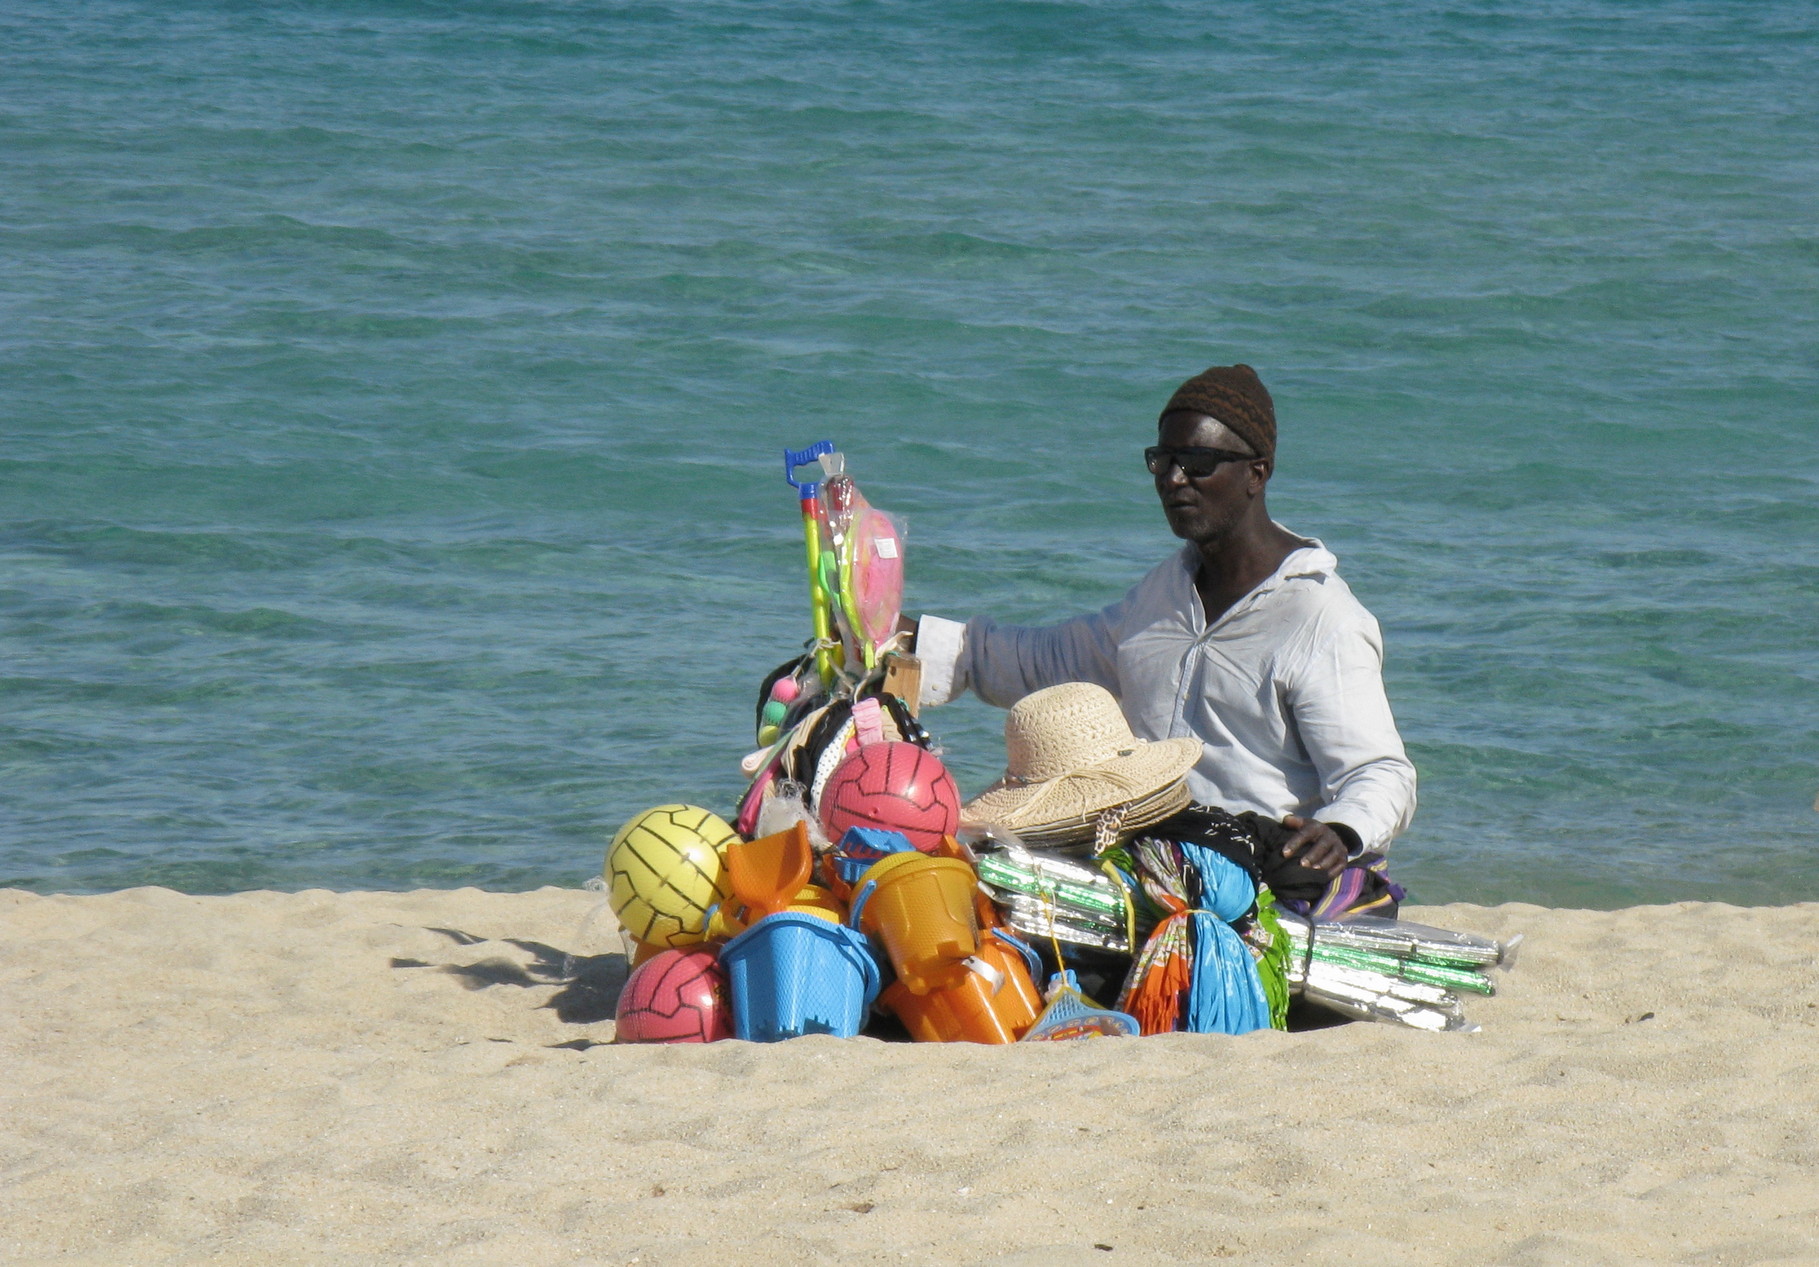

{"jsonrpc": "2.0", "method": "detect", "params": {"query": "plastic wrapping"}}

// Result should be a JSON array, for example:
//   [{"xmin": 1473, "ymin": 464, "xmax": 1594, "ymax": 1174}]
[
  {"xmin": 1278, "ymin": 911, "xmax": 1506, "ymax": 1032},
  {"xmin": 752, "ymin": 780, "xmax": 832, "ymax": 854},
  {"xmin": 1299, "ymin": 964, "xmax": 1473, "ymax": 1033},
  {"xmin": 1289, "ymin": 913, "xmax": 1506, "ymax": 968},
  {"xmin": 972, "ymin": 841, "xmax": 1132, "ymax": 953},
  {"xmin": 804, "ymin": 449, "xmax": 906, "ymax": 677},
  {"xmin": 992, "ymin": 895, "xmax": 1129, "ymax": 951}
]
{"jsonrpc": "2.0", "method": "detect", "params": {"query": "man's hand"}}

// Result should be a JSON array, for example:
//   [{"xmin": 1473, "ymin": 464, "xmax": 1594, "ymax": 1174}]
[{"xmin": 1279, "ymin": 815, "xmax": 1351, "ymax": 879}]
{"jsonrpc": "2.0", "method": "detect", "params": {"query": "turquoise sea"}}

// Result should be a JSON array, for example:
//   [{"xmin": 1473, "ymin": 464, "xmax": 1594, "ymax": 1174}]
[{"xmin": 4, "ymin": 1, "xmax": 1815, "ymax": 906}]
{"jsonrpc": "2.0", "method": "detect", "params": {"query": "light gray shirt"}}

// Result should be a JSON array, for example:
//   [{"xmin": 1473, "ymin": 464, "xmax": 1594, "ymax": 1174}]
[{"xmin": 916, "ymin": 536, "xmax": 1417, "ymax": 852}]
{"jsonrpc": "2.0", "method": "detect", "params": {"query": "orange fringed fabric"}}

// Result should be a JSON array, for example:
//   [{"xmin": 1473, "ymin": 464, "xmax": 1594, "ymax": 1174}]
[
  {"xmin": 1122, "ymin": 890, "xmax": 1192, "ymax": 1036},
  {"xmin": 1129, "ymin": 940, "xmax": 1190, "ymax": 1034}
]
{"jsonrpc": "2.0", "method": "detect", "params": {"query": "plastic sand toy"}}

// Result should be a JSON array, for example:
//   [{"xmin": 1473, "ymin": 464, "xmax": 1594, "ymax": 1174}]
[
  {"xmin": 881, "ymin": 928, "xmax": 1044, "ymax": 1044},
  {"xmin": 725, "ymin": 822, "xmax": 816, "ymax": 921},
  {"xmin": 720, "ymin": 911, "xmax": 881, "ymax": 1041},
  {"xmin": 783, "ymin": 442, "xmax": 906, "ymax": 688},
  {"xmin": 849, "ymin": 852, "xmax": 981, "ymax": 995},
  {"xmin": 1021, "ymin": 971, "xmax": 1141, "ymax": 1041}
]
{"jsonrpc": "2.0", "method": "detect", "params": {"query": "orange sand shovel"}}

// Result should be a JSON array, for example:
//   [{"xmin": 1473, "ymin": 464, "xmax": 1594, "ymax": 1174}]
[{"xmin": 725, "ymin": 822, "xmax": 815, "ymax": 921}]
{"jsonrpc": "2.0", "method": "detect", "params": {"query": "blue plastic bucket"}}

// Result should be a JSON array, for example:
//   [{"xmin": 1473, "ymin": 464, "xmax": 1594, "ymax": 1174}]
[
  {"xmin": 720, "ymin": 911, "xmax": 882, "ymax": 1041},
  {"xmin": 832, "ymin": 825, "xmax": 916, "ymax": 888}
]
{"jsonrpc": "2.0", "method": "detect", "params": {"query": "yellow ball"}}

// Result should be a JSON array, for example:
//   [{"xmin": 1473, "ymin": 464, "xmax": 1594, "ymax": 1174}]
[{"xmin": 605, "ymin": 804, "xmax": 736, "ymax": 948}]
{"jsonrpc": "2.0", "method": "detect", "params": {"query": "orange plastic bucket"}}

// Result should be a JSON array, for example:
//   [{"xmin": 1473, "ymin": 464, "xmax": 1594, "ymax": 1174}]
[
  {"xmin": 786, "ymin": 884, "xmax": 844, "ymax": 922},
  {"xmin": 882, "ymin": 928, "xmax": 1043, "ymax": 1044},
  {"xmin": 850, "ymin": 853, "xmax": 979, "ymax": 995}
]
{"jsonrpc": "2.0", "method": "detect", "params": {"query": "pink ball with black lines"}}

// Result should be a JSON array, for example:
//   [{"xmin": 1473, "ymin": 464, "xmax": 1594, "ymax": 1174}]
[
  {"xmin": 817, "ymin": 740, "xmax": 960, "ymax": 854},
  {"xmin": 613, "ymin": 946, "xmax": 732, "ymax": 1044}
]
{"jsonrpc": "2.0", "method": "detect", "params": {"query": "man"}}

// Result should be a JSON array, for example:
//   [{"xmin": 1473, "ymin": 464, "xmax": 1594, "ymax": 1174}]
[{"xmin": 912, "ymin": 364, "xmax": 1416, "ymax": 879}]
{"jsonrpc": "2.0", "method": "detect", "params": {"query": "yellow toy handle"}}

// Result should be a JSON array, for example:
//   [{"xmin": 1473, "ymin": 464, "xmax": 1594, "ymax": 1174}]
[
  {"xmin": 837, "ymin": 530, "xmax": 871, "ymax": 669},
  {"xmin": 785, "ymin": 442, "xmax": 843, "ymax": 688},
  {"xmin": 802, "ymin": 500, "xmax": 839, "ymax": 685}
]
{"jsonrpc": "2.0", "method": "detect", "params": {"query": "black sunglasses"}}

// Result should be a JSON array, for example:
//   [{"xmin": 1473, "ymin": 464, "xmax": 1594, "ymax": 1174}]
[{"xmin": 1144, "ymin": 445, "xmax": 1259, "ymax": 478}]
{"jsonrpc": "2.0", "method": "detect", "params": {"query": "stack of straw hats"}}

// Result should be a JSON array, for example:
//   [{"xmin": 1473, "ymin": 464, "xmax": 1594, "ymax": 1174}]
[{"xmin": 962, "ymin": 682, "xmax": 1202, "ymax": 851}]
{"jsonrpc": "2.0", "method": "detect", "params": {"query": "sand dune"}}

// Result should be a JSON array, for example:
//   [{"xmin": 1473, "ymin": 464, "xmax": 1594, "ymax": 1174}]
[{"xmin": 2, "ymin": 886, "xmax": 1816, "ymax": 1265}]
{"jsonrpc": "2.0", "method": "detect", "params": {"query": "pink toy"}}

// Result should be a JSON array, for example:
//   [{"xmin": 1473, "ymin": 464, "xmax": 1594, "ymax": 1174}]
[
  {"xmin": 614, "ymin": 947, "xmax": 732, "ymax": 1044},
  {"xmin": 848, "ymin": 504, "xmax": 904, "ymax": 658},
  {"xmin": 818, "ymin": 741, "xmax": 959, "ymax": 854}
]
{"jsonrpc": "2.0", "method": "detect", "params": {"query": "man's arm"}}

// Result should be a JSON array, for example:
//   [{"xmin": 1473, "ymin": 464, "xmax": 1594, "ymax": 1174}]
[
  {"xmin": 1284, "ymin": 613, "xmax": 1418, "ymax": 859},
  {"xmin": 912, "ymin": 599, "xmax": 1127, "ymax": 711}
]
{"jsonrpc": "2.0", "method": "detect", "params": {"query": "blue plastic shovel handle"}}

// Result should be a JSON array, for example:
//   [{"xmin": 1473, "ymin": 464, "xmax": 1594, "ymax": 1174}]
[{"xmin": 784, "ymin": 441, "xmax": 835, "ymax": 497}]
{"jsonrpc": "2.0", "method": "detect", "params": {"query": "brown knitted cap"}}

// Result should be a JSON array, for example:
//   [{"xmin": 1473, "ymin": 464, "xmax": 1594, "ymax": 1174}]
[{"xmin": 1159, "ymin": 364, "xmax": 1276, "ymax": 462}]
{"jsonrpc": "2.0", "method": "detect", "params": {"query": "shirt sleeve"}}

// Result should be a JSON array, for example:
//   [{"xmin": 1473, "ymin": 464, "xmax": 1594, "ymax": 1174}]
[
  {"xmin": 1287, "ymin": 612, "xmax": 1418, "ymax": 853},
  {"xmin": 913, "ymin": 614, "xmax": 969, "ymax": 708},
  {"xmin": 914, "ymin": 593, "xmax": 1130, "ymax": 711}
]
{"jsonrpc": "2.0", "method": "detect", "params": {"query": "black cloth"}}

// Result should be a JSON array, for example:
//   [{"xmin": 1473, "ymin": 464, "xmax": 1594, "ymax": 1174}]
[
  {"xmin": 1146, "ymin": 805, "xmax": 1370, "ymax": 911},
  {"xmin": 1233, "ymin": 811, "xmax": 1336, "ymax": 908}
]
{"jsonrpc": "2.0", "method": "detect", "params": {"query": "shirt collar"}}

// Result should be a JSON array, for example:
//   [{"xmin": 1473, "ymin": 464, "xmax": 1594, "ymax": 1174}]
[{"xmin": 1174, "ymin": 527, "xmax": 1337, "ymax": 630}]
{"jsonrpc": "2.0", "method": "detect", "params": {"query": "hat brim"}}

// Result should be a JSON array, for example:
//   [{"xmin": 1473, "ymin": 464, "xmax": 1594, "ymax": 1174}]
[{"xmin": 961, "ymin": 736, "xmax": 1202, "ymax": 844}]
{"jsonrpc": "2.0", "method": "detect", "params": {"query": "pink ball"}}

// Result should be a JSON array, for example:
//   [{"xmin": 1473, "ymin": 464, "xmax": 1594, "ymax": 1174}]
[
  {"xmin": 769, "ymin": 677, "xmax": 800, "ymax": 704},
  {"xmin": 817, "ymin": 741, "xmax": 960, "ymax": 854},
  {"xmin": 614, "ymin": 947, "xmax": 732, "ymax": 1044}
]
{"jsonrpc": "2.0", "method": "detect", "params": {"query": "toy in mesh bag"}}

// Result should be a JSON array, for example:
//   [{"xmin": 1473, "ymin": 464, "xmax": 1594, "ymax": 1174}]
[{"xmin": 782, "ymin": 442, "xmax": 906, "ymax": 689}]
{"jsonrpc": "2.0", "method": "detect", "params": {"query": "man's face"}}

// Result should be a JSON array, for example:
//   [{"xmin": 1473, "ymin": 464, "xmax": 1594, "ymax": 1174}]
[{"xmin": 1153, "ymin": 411, "xmax": 1264, "ymax": 543}]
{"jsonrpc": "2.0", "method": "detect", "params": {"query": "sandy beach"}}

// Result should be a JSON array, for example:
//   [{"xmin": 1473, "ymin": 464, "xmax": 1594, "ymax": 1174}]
[{"xmin": 2, "ymin": 886, "xmax": 1815, "ymax": 1265}]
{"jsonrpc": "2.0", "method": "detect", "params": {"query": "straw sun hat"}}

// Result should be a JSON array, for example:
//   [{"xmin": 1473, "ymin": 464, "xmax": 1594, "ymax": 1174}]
[{"xmin": 962, "ymin": 682, "xmax": 1202, "ymax": 850}]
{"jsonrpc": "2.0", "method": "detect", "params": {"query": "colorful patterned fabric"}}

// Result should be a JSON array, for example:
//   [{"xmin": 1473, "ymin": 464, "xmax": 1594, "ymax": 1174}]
[
  {"xmin": 1245, "ymin": 888, "xmax": 1292, "ymax": 1030},
  {"xmin": 1116, "ymin": 837, "xmax": 1271, "ymax": 1036},
  {"xmin": 1177, "ymin": 843, "xmax": 1272, "ymax": 1035},
  {"xmin": 1301, "ymin": 851, "xmax": 1405, "ymax": 921}
]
